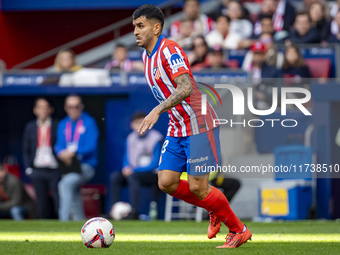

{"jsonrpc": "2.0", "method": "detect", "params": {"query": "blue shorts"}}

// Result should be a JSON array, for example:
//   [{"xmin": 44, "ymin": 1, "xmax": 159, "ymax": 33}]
[{"xmin": 158, "ymin": 126, "xmax": 221, "ymax": 176}]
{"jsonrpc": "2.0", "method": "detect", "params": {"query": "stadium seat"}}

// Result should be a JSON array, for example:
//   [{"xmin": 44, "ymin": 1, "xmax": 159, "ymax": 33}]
[
  {"xmin": 305, "ymin": 59, "xmax": 331, "ymax": 78},
  {"xmin": 81, "ymin": 184, "xmax": 107, "ymax": 219}
]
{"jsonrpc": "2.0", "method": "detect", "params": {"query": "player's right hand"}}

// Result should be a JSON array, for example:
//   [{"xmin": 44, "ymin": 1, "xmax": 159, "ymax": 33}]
[{"xmin": 138, "ymin": 108, "xmax": 160, "ymax": 135}]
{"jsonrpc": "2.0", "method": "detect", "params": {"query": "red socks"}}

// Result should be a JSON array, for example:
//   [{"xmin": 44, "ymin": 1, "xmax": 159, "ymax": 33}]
[
  {"xmin": 171, "ymin": 181, "xmax": 244, "ymax": 233},
  {"xmin": 201, "ymin": 187, "xmax": 244, "ymax": 233},
  {"xmin": 170, "ymin": 180, "xmax": 208, "ymax": 209}
]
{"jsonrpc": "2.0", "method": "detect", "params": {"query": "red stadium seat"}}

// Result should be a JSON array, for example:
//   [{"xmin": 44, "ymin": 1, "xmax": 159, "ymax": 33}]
[
  {"xmin": 3, "ymin": 156, "xmax": 21, "ymax": 179},
  {"xmin": 81, "ymin": 184, "xmax": 107, "ymax": 219},
  {"xmin": 305, "ymin": 59, "xmax": 331, "ymax": 78}
]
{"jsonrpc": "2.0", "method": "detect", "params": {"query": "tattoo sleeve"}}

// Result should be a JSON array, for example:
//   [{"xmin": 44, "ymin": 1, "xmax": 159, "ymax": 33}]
[{"xmin": 156, "ymin": 73, "xmax": 193, "ymax": 114}]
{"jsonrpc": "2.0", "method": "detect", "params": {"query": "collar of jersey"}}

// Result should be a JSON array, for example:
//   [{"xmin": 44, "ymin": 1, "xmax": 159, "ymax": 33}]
[{"xmin": 147, "ymin": 34, "xmax": 165, "ymax": 59}]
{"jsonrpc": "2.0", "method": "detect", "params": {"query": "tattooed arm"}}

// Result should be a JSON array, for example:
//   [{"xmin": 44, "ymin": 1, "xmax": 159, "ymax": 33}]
[
  {"xmin": 138, "ymin": 73, "xmax": 193, "ymax": 134},
  {"xmin": 156, "ymin": 73, "xmax": 193, "ymax": 114}
]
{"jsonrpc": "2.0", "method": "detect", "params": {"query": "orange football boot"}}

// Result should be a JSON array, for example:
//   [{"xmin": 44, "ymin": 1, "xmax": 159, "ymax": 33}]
[
  {"xmin": 216, "ymin": 225, "xmax": 252, "ymax": 248},
  {"xmin": 207, "ymin": 212, "xmax": 221, "ymax": 239}
]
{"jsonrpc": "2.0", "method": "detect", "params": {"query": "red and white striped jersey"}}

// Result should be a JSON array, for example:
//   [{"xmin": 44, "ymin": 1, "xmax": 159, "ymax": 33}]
[{"xmin": 142, "ymin": 34, "xmax": 218, "ymax": 137}]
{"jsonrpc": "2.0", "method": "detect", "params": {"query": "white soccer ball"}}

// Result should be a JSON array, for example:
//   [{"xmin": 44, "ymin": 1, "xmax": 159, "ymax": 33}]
[
  {"xmin": 110, "ymin": 202, "xmax": 132, "ymax": 220},
  {"xmin": 81, "ymin": 217, "xmax": 115, "ymax": 248}
]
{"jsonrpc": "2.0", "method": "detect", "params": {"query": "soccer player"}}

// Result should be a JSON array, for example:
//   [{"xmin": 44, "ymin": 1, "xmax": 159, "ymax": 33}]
[{"xmin": 132, "ymin": 5, "xmax": 252, "ymax": 248}]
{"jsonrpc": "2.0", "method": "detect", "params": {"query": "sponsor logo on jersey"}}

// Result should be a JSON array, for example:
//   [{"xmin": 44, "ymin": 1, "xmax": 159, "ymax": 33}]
[
  {"xmin": 169, "ymin": 53, "xmax": 186, "ymax": 71},
  {"xmin": 152, "ymin": 86, "xmax": 164, "ymax": 102}
]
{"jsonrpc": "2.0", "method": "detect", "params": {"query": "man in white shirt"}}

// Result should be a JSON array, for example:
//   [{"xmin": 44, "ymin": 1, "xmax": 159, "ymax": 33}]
[
  {"xmin": 23, "ymin": 97, "xmax": 60, "ymax": 219},
  {"xmin": 206, "ymin": 15, "xmax": 242, "ymax": 50}
]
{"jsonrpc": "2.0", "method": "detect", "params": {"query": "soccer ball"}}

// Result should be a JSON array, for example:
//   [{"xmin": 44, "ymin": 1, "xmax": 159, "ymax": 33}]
[
  {"xmin": 81, "ymin": 217, "xmax": 115, "ymax": 248},
  {"xmin": 110, "ymin": 201, "xmax": 132, "ymax": 220}
]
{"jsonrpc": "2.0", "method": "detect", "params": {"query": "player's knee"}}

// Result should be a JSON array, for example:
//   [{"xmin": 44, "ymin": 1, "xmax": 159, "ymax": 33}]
[
  {"xmin": 158, "ymin": 178, "xmax": 177, "ymax": 194},
  {"xmin": 189, "ymin": 181, "xmax": 209, "ymax": 198}
]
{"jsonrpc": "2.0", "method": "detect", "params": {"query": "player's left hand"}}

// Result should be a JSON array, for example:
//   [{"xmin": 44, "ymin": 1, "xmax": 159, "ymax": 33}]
[{"xmin": 138, "ymin": 108, "xmax": 160, "ymax": 135}]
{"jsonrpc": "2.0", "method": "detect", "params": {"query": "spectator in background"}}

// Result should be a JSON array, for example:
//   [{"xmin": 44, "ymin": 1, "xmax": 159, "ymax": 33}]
[
  {"xmin": 104, "ymin": 44, "xmax": 143, "ymax": 72},
  {"xmin": 54, "ymin": 49, "xmax": 82, "ymax": 72},
  {"xmin": 329, "ymin": 9, "xmax": 340, "ymax": 39},
  {"xmin": 309, "ymin": 2, "xmax": 330, "ymax": 41},
  {"xmin": 227, "ymin": 1, "xmax": 253, "ymax": 40},
  {"xmin": 254, "ymin": 0, "xmax": 295, "ymax": 36},
  {"xmin": 243, "ymin": 41, "xmax": 282, "ymax": 79},
  {"xmin": 238, "ymin": 15, "xmax": 288, "ymax": 49},
  {"xmin": 55, "ymin": 95, "xmax": 99, "ymax": 221},
  {"xmin": 205, "ymin": 46, "xmax": 229, "ymax": 69},
  {"xmin": 110, "ymin": 112, "xmax": 163, "ymax": 219},
  {"xmin": 211, "ymin": 0, "xmax": 250, "ymax": 21},
  {"xmin": 206, "ymin": 15, "xmax": 242, "ymax": 50},
  {"xmin": 23, "ymin": 97, "xmax": 60, "ymax": 219},
  {"xmin": 242, "ymin": 33, "xmax": 284, "ymax": 71},
  {"xmin": 0, "ymin": 162, "xmax": 36, "ymax": 220},
  {"xmin": 330, "ymin": 0, "xmax": 340, "ymax": 18},
  {"xmin": 169, "ymin": 17, "xmax": 196, "ymax": 50},
  {"xmin": 188, "ymin": 35, "xmax": 209, "ymax": 71},
  {"xmin": 244, "ymin": 41, "xmax": 282, "ymax": 109},
  {"xmin": 260, "ymin": 14, "xmax": 288, "ymax": 43},
  {"xmin": 256, "ymin": 15, "xmax": 275, "ymax": 39},
  {"xmin": 261, "ymin": 32, "xmax": 284, "ymax": 68},
  {"xmin": 302, "ymin": 0, "xmax": 325, "ymax": 11},
  {"xmin": 289, "ymin": 12, "xmax": 321, "ymax": 44},
  {"xmin": 170, "ymin": 0, "xmax": 215, "ymax": 38},
  {"xmin": 328, "ymin": 11, "xmax": 340, "ymax": 43},
  {"xmin": 283, "ymin": 45, "xmax": 311, "ymax": 78}
]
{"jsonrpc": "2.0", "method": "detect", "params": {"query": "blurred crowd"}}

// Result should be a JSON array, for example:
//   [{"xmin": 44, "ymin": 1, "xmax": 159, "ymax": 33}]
[
  {"xmin": 94, "ymin": 0, "xmax": 337, "ymax": 109},
  {"xmin": 166, "ymin": 0, "xmax": 340, "ymax": 77},
  {"xmin": 1, "ymin": 0, "xmax": 339, "ymax": 83},
  {"xmin": 105, "ymin": 0, "xmax": 340, "ymax": 82}
]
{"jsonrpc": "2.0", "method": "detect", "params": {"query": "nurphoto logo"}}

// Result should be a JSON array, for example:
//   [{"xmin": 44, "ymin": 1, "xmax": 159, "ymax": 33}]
[{"xmin": 200, "ymin": 84, "xmax": 312, "ymax": 128}]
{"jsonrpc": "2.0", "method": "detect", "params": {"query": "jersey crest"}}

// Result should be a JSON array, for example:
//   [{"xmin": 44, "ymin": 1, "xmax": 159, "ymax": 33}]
[{"xmin": 153, "ymin": 66, "xmax": 161, "ymax": 80}]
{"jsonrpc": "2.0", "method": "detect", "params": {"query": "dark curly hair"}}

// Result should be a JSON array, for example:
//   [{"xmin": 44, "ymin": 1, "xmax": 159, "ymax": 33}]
[{"xmin": 132, "ymin": 4, "xmax": 164, "ymax": 29}]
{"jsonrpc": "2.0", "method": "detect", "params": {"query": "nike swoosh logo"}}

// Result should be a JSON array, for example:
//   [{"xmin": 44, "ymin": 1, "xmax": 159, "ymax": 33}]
[{"xmin": 197, "ymin": 163, "xmax": 207, "ymax": 169}]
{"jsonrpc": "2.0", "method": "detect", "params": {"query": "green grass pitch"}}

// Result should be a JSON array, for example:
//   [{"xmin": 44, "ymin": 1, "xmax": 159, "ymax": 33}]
[{"xmin": 0, "ymin": 220, "xmax": 339, "ymax": 254}]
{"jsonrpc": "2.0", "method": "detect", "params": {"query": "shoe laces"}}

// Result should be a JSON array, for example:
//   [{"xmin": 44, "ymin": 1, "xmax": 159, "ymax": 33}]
[
  {"xmin": 224, "ymin": 231, "xmax": 236, "ymax": 244},
  {"xmin": 209, "ymin": 213, "xmax": 217, "ymax": 225}
]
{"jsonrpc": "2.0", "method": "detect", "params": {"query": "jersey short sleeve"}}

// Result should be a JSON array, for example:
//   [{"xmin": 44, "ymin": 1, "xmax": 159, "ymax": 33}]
[{"xmin": 161, "ymin": 43, "xmax": 190, "ymax": 81}]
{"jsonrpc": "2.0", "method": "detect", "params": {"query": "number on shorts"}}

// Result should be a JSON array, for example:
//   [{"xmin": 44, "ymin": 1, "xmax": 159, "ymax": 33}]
[{"xmin": 162, "ymin": 140, "xmax": 169, "ymax": 154}]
